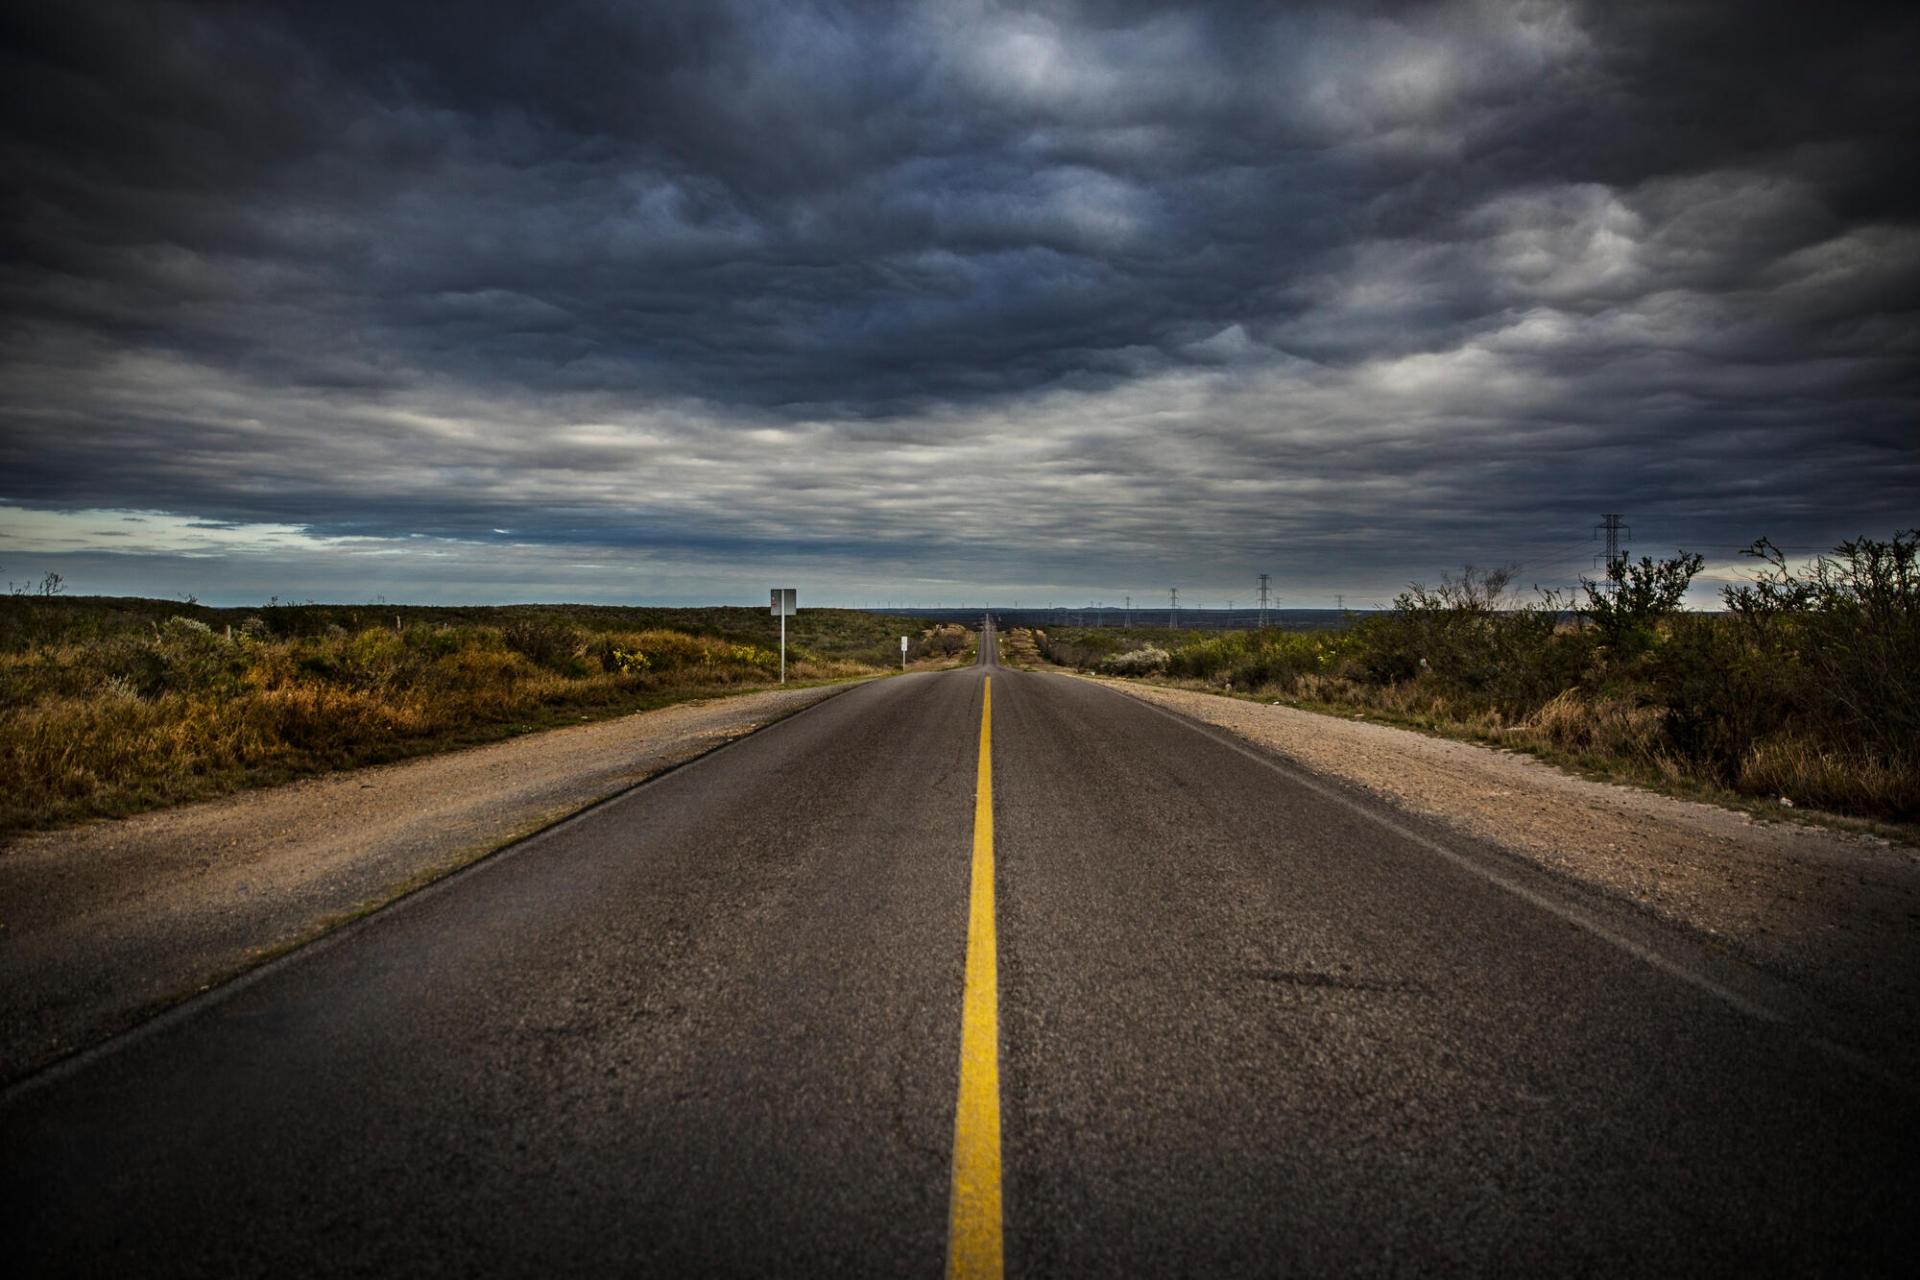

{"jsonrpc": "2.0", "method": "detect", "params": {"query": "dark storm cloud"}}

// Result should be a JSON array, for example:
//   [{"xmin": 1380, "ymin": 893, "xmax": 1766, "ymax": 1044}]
[{"xmin": 1, "ymin": 0, "xmax": 1915, "ymax": 603}]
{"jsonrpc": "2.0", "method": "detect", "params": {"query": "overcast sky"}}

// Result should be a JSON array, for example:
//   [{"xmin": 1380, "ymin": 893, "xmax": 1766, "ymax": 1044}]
[{"xmin": 2, "ymin": 0, "xmax": 1915, "ymax": 608}]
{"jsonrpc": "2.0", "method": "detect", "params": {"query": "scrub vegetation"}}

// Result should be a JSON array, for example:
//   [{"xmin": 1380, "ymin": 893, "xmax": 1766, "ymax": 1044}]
[
  {"xmin": 0, "ymin": 599, "xmax": 965, "ymax": 835},
  {"xmin": 1030, "ymin": 532, "xmax": 1920, "ymax": 824}
]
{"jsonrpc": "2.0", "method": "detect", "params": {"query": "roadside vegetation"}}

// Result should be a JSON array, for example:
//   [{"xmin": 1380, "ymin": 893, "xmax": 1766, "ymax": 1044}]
[
  {"xmin": 1026, "ymin": 532, "xmax": 1920, "ymax": 825},
  {"xmin": 0, "ymin": 597, "xmax": 971, "ymax": 835}
]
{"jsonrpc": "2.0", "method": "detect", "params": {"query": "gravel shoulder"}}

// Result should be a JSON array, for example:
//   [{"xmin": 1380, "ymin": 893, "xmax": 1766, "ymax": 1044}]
[
  {"xmin": 0, "ymin": 681, "xmax": 863, "ymax": 1084},
  {"xmin": 1084, "ymin": 675, "xmax": 1920, "ymax": 1065}
]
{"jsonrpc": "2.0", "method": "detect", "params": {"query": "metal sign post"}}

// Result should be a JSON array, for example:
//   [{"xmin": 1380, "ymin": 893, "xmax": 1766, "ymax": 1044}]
[
  {"xmin": 770, "ymin": 588, "xmax": 797, "ymax": 683},
  {"xmin": 900, "ymin": 635, "xmax": 908, "ymax": 671}
]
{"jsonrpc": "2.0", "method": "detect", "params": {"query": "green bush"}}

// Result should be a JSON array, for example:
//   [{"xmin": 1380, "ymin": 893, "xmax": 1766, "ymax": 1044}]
[
  {"xmin": 1723, "ymin": 531, "xmax": 1919, "ymax": 776},
  {"xmin": 1648, "ymin": 612, "xmax": 1781, "ymax": 779},
  {"xmin": 1584, "ymin": 552, "xmax": 1704, "ymax": 660},
  {"xmin": 500, "ymin": 619, "xmax": 582, "ymax": 671},
  {"xmin": 1064, "ymin": 535, "xmax": 1916, "ymax": 821},
  {"xmin": 1355, "ymin": 567, "xmax": 1579, "ymax": 715}
]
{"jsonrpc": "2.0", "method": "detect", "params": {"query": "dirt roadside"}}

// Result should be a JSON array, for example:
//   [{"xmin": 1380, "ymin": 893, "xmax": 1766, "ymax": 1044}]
[
  {"xmin": 1085, "ymin": 676, "xmax": 1920, "ymax": 1067},
  {"xmin": 0, "ymin": 681, "xmax": 863, "ymax": 1085}
]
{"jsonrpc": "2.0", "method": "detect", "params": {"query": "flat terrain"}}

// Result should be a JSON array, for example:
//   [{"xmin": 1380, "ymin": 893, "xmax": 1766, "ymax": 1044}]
[{"xmin": 5, "ymin": 623, "xmax": 1915, "ymax": 1275}]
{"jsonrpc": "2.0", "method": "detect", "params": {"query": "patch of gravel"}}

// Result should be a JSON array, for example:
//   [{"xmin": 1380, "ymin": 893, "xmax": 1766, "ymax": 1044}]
[
  {"xmin": 1090, "ymin": 677, "xmax": 1920, "ymax": 1059},
  {"xmin": 0, "ymin": 683, "xmax": 859, "ymax": 1084}
]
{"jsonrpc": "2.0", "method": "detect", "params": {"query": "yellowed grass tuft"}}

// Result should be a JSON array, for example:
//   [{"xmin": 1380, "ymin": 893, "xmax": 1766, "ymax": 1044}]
[
  {"xmin": 1739, "ymin": 736, "xmax": 1920, "ymax": 816},
  {"xmin": 0, "ymin": 618, "xmax": 887, "ymax": 835}
]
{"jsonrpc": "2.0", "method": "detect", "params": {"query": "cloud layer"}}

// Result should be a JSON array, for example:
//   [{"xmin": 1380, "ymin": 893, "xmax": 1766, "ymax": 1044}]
[{"xmin": 3, "ymin": 0, "xmax": 1915, "ymax": 605}]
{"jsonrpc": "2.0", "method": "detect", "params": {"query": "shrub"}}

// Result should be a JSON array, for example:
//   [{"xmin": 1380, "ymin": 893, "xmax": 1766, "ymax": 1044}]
[
  {"xmin": 1068, "ymin": 532, "xmax": 1918, "ymax": 822},
  {"xmin": 142, "ymin": 616, "xmax": 249, "ymax": 697},
  {"xmin": 1582, "ymin": 552, "xmax": 1704, "ymax": 659},
  {"xmin": 1036, "ymin": 628, "xmax": 1122, "ymax": 669},
  {"xmin": 1356, "ymin": 567, "xmax": 1576, "ymax": 714},
  {"xmin": 1725, "ymin": 531, "xmax": 1919, "ymax": 767},
  {"xmin": 1104, "ymin": 646, "xmax": 1170, "ymax": 676},
  {"xmin": 500, "ymin": 619, "xmax": 582, "ymax": 671},
  {"xmin": 1647, "ymin": 612, "xmax": 1780, "ymax": 779},
  {"xmin": 906, "ymin": 625, "xmax": 976, "ymax": 662}
]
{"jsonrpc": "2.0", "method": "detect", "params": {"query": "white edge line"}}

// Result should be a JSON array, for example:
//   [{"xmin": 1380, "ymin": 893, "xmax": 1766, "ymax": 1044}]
[{"xmin": 1072, "ymin": 676, "xmax": 1913, "ymax": 1093}]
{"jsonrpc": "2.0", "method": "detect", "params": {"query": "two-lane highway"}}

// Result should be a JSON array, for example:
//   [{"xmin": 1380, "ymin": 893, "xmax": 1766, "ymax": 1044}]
[{"xmin": 5, "ymin": 617, "xmax": 1916, "ymax": 1275}]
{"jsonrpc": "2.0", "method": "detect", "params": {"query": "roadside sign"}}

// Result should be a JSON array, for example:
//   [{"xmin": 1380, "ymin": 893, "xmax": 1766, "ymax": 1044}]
[
  {"xmin": 900, "ymin": 635, "xmax": 908, "ymax": 671},
  {"xmin": 770, "ymin": 588, "xmax": 797, "ymax": 684}
]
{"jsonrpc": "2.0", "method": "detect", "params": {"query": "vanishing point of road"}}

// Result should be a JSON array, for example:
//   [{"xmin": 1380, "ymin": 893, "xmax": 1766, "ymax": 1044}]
[{"xmin": 6, "ymin": 620, "xmax": 1916, "ymax": 1275}]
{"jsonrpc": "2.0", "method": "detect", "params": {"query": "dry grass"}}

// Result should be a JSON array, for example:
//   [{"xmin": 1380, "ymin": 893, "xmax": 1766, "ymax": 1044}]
[
  {"xmin": 1517, "ymin": 689, "xmax": 1667, "ymax": 764},
  {"xmin": 1050, "ymin": 643, "xmax": 1915, "ymax": 828},
  {"xmin": 0, "ymin": 602, "xmax": 927, "ymax": 836},
  {"xmin": 1737, "ymin": 736, "xmax": 1920, "ymax": 817}
]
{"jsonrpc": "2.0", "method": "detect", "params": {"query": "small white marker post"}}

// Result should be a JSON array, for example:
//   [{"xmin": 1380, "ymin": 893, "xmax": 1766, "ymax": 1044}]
[
  {"xmin": 770, "ymin": 588, "xmax": 797, "ymax": 683},
  {"xmin": 900, "ymin": 635, "xmax": 909, "ymax": 671}
]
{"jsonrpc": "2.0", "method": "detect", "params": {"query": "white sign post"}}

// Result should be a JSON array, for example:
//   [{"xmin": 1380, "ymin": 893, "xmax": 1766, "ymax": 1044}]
[
  {"xmin": 900, "ymin": 635, "xmax": 908, "ymax": 671},
  {"xmin": 770, "ymin": 588, "xmax": 797, "ymax": 683}
]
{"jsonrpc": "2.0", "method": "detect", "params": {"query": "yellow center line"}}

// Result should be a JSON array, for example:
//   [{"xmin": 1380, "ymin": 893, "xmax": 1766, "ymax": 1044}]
[{"xmin": 948, "ymin": 676, "xmax": 1002, "ymax": 1279}]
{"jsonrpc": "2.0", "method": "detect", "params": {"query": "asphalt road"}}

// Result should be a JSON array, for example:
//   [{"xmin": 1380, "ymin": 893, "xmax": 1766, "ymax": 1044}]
[{"xmin": 6, "ymin": 620, "xmax": 1916, "ymax": 1276}]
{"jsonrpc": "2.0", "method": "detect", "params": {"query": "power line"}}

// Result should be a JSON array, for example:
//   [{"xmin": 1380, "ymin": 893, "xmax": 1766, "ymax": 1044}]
[{"xmin": 1505, "ymin": 539, "xmax": 1604, "ymax": 577}]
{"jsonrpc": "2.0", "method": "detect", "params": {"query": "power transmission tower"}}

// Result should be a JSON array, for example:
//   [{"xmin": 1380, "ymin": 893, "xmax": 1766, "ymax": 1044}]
[
  {"xmin": 1335, "ymin": 593, "xmax": 1344, "ymax": 614},
  {"xmin": 1124, "ymin": 594, "xmax": 1131, "ymax": 627},
  {"xmin": 1594, "ymin": 514, "xmax": 1631, "ymax": 584},
  {"xmin": 1256, "ymin": 574, "xmax": 1271, "ymax": 628},
  {"xmin": 1168, "ymin": 587, "xmax": 1178, "ymax": 631}
]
